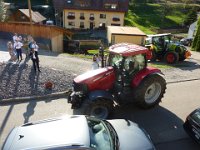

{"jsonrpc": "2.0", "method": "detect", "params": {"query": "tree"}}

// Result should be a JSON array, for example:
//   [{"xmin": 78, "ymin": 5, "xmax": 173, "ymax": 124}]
[
  {"xmin": 0, "ymin": 0, "xmax": 7, "ymax": 22},
  {"xmin": 192, "ymin": 18, "xmax": 200, "ymax": 52},
  {"xmin": 184, "ymin": 7, "xmax": 197, "ymax": 26}
]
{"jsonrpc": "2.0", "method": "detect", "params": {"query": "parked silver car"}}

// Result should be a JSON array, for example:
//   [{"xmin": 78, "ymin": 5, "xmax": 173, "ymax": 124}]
[{"xmin": 3, "ymin": 115, "xmax": 155, "ymax": 150}]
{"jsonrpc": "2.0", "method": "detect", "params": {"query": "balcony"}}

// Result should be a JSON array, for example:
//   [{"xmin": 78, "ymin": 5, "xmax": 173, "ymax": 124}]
[
  {"xmin": 80, "ymin": 16, "xmax": 85, "ymax": 20},
  {"xmin": 67, "ymin": 16, "xmax": 75, "ymax": 20},
  {"xmin": 112, "ymin": 17, "xmax": 120, "ymax": 22},
  {"xmin": 89, "ymin": 16, "xmax": 95, "ymax": 21}
]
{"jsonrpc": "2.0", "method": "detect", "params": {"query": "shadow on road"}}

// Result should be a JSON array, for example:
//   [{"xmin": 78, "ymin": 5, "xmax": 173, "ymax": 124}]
[
  {"xmin": 151, "ymin": 59, "xmax": 200, "ymax": 71},
  {"xmin": 72, "ymin": 103, "xmax": 199, "ymax": 149},
  {"xmin": 23, "ymin": 100, "xmax": 37, "ymax": 123}
]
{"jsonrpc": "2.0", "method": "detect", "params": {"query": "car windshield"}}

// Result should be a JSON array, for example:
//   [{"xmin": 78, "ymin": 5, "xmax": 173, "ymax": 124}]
[{"xmin": 86, "ymin": 117, "xmax": 116, "ymax": 150}]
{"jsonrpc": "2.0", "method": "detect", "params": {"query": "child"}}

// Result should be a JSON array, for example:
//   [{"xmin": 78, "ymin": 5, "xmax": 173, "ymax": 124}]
[{"xmin": 91, "ymin": 55, "xmax": 99, "ymax": 70}]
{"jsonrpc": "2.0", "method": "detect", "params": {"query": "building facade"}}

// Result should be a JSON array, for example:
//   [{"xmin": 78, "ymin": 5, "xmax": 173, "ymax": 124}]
[{"xmin": 53, "ymin": 0, "xmax": 129, "ymax": 29}]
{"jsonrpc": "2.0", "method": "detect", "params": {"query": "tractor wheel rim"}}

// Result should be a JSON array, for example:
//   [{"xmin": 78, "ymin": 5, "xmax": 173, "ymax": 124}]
[
  {"xmin": 167, "ymin": 54, "xmax": 175, "ymax": 63},
  {"xmin": 144, "ymin": 82, "xmax": 161, "ymax": 104},
  {"xmin": 91, "ymin": 106, "xmax": 108, "ymax": 119}
]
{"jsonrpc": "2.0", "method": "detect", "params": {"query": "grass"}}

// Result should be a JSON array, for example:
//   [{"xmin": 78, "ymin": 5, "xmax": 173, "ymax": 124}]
[{"xmin": 125, "ymin": 3, "xmax": 198, "ymax": 34}]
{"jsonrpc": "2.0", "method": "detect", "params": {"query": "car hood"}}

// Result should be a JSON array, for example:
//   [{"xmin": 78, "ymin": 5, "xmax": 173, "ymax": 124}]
[{"xmin": 107, "ymin": 119, "xmax": 155, "ymax": 150}]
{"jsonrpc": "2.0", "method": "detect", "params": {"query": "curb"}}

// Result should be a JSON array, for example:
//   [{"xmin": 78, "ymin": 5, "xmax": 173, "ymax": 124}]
[
  {"xmin": 1, "ymin": 78, "xmax": 200, "ymax": 104},
  {"xmin": 0, "ymin": 90, "xmax": 71, "ymax": 104}
]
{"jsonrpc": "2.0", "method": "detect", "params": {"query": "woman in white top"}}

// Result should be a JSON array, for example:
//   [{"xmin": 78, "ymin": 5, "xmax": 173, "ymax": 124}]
[
  {"xmin": 7, "ymin": 41, "xmax": 16, "ymax": 61},
  {"xmin": 92, "ymin": 55, "xmax": 99, "ymax": 70},
  {"xmin": 14, "ymin": 38, "xmax": 23, "ymax": 61}
]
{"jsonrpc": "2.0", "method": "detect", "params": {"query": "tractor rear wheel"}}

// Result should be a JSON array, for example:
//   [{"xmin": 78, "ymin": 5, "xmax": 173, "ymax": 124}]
[
  {"xmin": 164, "ymin": 51, "xmax": 179, "ymax": 64},
  {"xmin": 134, "ymin": 74, "xmax": 166, "ymax": 109},
  {"xmin": 82, "ymin": 98, "xmax": 113, "ymax": 119}
]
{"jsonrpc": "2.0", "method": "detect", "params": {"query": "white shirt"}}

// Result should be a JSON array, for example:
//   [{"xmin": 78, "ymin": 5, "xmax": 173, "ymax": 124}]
[
  {"xmin": 92, "ymin": 62, "xmax": 99, "ymax": 70},
  {"xmin": 13, "ymin": 35, "xmax": 18, "ymax": 42},
  {"xmin": 31, "ymin": 43, "xmax": 39, "ymax": 52},
  {"xmin": 14, "ymin": 41, "xmax": 23, "ymax": 49}
]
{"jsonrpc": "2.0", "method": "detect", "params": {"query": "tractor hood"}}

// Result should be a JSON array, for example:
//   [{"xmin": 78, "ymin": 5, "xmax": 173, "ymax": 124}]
[
  {"xmin": 74, "ymin": 67, "xmax": 115, "ymax": 91},
  {"xmin": 74, "ymin": 67, "xmax": 114, "ymax": 83}
]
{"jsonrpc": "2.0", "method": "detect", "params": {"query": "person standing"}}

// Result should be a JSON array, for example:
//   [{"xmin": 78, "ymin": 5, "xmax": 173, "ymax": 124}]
[
  {"xmin": 91, "ymin": 54, "xmax": 99, "ymax": 70},
  {"xmin": 14, "ymin": 39, "xmax": 23, "ymax": 61},
  {"xmin": 12, "ymin": 33, "xmax": 19, "ymax": 43},
  {"xmin": 30, "ymin": 42, "xmax": 40, "ymax": 72},
  {"xmin": 31, "ymin": 41, "xmax": 39, "ymax": 55},
  {"xmin": 7, "ymin": 41, "xmax": 16, "ymax": 61}
]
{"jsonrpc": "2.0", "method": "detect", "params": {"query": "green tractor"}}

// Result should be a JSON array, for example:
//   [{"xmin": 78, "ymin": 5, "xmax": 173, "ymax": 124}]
[{"xmin": 145, "ymin": 33, "xmax": 191, "ymax": 64}]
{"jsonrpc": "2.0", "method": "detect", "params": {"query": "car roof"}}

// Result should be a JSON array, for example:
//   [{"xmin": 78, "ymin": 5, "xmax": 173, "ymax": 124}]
[
  {"xmin": 4, "ymin": 115, "xmax": 90, "ymax": 150},
  {"xmin": 109, "ymin": 43, "xmax": 148, "ymax": 57}
]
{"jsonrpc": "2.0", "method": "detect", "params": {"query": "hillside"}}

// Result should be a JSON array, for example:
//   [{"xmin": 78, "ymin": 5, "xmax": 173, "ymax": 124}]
[{"xmin": 125, "ymin": 2, "xmax": 200, "ymax": 34}]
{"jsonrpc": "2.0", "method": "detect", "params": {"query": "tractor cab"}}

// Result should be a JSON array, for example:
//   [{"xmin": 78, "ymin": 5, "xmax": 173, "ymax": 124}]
[
  {"xmin": 145, "ymin": 33, "xmax": 172, "ymax": 52},
  {"xmin": 107, "ymin": 44, "xmax": 147, "ymax": 86}
]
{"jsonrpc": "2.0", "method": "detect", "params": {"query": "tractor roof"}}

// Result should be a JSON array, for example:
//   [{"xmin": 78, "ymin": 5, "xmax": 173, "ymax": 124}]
[
  {"xmin": 109, "ymin": 43, "xmax": 148, "ymax": 57},
  {"xmin": 147, "ymin": 33, "xmax": 171, "ymax": 38}
]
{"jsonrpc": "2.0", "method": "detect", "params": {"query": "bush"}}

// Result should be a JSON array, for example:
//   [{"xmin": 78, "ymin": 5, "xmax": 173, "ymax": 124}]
[{"xmin": 192, "ymin": 18, "xmax": 200, "ymax": 52}]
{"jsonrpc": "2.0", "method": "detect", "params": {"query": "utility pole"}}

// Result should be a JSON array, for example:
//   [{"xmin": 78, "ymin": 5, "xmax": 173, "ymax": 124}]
[{"xmin": 28, "ymin": 0, "xmax": 33, "ymax": 35}]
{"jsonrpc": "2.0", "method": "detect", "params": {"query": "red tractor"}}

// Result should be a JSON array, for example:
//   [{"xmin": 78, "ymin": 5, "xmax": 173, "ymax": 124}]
[{"xmin": 68, "ymin": 43, "xmax": 166, "ymax": 119}]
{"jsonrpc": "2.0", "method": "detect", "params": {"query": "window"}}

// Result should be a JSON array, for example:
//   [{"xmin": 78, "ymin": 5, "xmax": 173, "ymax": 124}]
[
  {"xmin": 68, "ymin": 12, "xmax": 75, "ymax": 19},
  {"xmin": 80, "ymin": 22, "xmax": 84, "ymax": 28},
  {"xmin": 111, "ymin": 4, "xmax": 117, "ymax": 9},
  {"xmin": 68, "ymin": 22, "xmax": 75, "ymax": 26},
  {"xmin": 68, "ymin": 12, "xmax": 75, "ymax": 16},
  {"xmin": 104, "ymin": 4, "xmax": 117, "ymax": 9},
  {"xmin": 80, "ymin": 13, "xmax": 85, "ymax": 20},
  {"xmin": 90, "ymin": 14, "xmax": 95, "ymax": 21},
  {"xmin": 100, "ymin": 14, "xmax": 106, "ymax": 19},
  {"xmin": 112, "ymin": 16, "xmax": 120, "ymax": 22},
  {"xmin": 67, "ymin": 0, "xmax": 72, "ymax": 4}
]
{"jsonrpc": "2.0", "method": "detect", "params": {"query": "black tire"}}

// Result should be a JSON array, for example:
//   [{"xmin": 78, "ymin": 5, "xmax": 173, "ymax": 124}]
[
  {"xmin": 179, "ymin": 56, "xmax": 186, "ymax": 61},
  {"xmin": 164, "ymin": 51, "xmax": 179, "ymax": 64},
  {"xmin": 134, "ymin": 74, "xmax": 166, "ymax": 109},
  {"xmin": 82, "ymin": 98, "xmax": 113, "ymax": 119}
]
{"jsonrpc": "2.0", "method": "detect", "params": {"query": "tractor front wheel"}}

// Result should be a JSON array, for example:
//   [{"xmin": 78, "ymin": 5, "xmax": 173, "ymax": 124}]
[
  {"xmin": 164, "ymin": 51, "xmax": 179, "ymax": 64},
  {"xmin": 134, "ymin": 74, "xmax": 166, "ymax": 109},
  {"xmin": 82, "ymin": 98, "xmax": 113, "ymax": 119}
]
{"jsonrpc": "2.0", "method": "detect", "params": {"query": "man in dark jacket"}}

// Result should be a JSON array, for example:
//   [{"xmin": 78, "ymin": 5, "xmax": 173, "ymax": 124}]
[{"xmin": 30, "ymin": 47, "xmax": 41, "ymax": 72}]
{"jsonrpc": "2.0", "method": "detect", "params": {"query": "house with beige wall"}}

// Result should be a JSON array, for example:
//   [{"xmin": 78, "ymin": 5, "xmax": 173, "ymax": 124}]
[
  {"xmin": 107, "ymin": 26, "xmax": 147, "ymax": 46},
  {"xmin": 53, "ymin": 0, "xmax": 129, "ymax": 29}
]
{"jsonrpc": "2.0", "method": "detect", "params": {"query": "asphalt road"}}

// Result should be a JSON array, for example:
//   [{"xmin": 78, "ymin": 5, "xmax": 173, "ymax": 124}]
[{"xmin": 1, "ymin": 80, "xmax": 200, "ymax": 149}]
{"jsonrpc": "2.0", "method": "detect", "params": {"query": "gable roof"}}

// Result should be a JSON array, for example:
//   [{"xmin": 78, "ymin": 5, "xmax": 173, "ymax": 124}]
[
  {"xmin": 19, "ymin": 9, "xmax": 46, "ymax": 23},
  {"xmin": 108, "ymin": 26, "xmax": 146, "ymax": 36},
  {"xmin": 52, "ymin": 0, "xmax": 129, "ymax": 12}
]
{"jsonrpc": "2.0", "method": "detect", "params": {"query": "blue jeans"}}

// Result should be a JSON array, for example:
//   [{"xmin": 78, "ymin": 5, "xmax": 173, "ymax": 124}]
[{"xmin": 16, "ymin": 48, "xmax": 22, "ymax": 60}]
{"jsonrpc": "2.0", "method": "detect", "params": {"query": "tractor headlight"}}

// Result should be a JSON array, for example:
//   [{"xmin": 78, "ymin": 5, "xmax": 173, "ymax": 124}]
[{"xmin": 73, "ymin": 82, "xmax": 88, "ymax": 94}]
